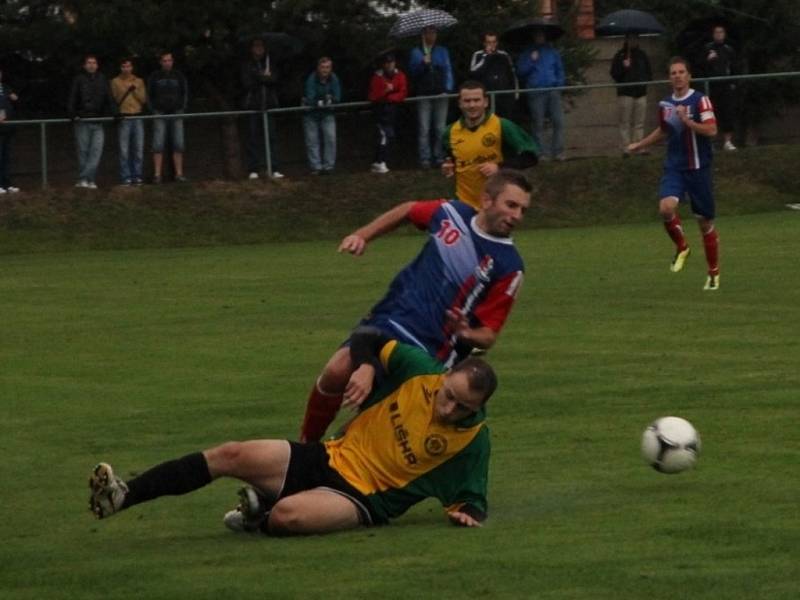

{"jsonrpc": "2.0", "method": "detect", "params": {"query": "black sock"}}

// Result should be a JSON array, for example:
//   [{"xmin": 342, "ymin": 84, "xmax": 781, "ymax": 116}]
[{"xmin": 122, "ymin": 452, "xmax": 212, "ymax": 510}]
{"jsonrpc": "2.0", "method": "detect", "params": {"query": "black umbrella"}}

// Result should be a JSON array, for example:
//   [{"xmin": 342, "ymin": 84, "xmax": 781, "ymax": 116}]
[
  {"xmin": 502, "ymin": 17, "xmax": 565, "ymax": 46},
  {"xmin": 595, "ymin": 10, "xmax": 665, "ymax": 36},
  {"xmin": 239, "ymin": 32, "xmax": 304, "ymax": 58}
]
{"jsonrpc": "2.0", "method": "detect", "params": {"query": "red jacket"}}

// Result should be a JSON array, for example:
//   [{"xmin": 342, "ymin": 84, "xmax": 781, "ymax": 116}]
[{"xmin": 368, "ymin": 69, "xmax": 408, "ymax": 103}]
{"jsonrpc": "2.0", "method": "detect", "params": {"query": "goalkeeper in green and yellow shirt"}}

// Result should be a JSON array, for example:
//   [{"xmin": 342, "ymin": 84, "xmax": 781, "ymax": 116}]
[
  {"xmin": 87, "ymin": 328, "xmax": 496, "ymax": 534},
  {"xmin": 442, "ymin": 80, "xmax": 539, "ymax": 210}
]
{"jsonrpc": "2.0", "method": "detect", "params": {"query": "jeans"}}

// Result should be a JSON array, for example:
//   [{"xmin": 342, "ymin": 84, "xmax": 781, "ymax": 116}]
[
  {"xmin": 416, "ymin": 96, "xmax": 449, "ymax": 165},
  {"xmin": 617, "ymin": 96, "xmax": 647, "ymax": 148},
  {"xmin": 118, "ymin": 117, "xmax": 144, "ymax": 181},
  {"xmin": 526, "ymin": 89, "xmax": 565, "ymax": 158},
  {"xmin": 0, "ymin": 134, "xmax": 12, "ymax": 188},
  {"xmin": 75, "ymin": 122, "xmax": 104, "ymax": 183},
  {"xmin": 245, "ymin": 113, "xmax": 279, "ymax": 173},
  {"xmin": 152, "ymin": 115, "xmax": 185, "ymax": 153},
  {"xmin": 303, "ymin": 114, "xmax": 336, "ymax": 171}
]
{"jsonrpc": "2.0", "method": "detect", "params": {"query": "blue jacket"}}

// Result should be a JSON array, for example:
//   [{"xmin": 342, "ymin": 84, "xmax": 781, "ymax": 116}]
[
  {"xmin": 408, "ymin": 45, "xmax": 454, "ymax": 95},
  {"xmin": 516, "ymin": 44, "xmax": 565, "ymax": 90},
  {"xmin": 303, "ymin": 72, "xmax": 341, "ymax": 120}
]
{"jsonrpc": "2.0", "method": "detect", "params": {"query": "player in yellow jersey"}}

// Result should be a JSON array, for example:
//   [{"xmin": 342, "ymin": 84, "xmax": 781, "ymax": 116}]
[
  {"xmin": 441, "ymin": 80, "xmax": 539, "ymax": 209},
  {"xmin": 88, "ymin": 329, "xmax": 496, "ymax": 534}
]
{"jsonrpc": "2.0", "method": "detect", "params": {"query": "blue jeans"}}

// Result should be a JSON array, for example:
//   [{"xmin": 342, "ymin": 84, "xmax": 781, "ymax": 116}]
[
  {"xmin": 118, "ymin": 118, "xmax": 144, "ymax": 182},
  {"xmin": 152, "ymin": 115, "xmax": 185, "ymax": 153},
  {"xmin": 75, "ymin": 122, "xmax": 104, "ymax": 183},
  {"xmin": 526, "ymin": 90, "xmax": 565, "ymax": 158},
  {"xmin": 416, "ymin": 97, "xmax": 449, "ymax": 165},
  {"xmin": 303, "ymin": 114, "xmax": 336, "ymax": 171}
]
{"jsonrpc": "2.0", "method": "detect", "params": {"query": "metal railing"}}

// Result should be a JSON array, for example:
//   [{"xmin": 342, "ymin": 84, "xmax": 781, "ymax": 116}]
[{"xmin": 5, "ymin": 70, "xmax": 800, "ymax": 187}]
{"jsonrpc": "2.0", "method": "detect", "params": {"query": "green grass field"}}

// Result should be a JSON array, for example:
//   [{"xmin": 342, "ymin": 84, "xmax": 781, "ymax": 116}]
[{"xmin": 1, "ymin": 211, "xmax": 798, "ymax": 599}]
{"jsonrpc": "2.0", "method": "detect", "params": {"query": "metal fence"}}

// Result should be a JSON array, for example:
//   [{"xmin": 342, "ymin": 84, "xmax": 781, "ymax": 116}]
[{"xmin": 5, "ymin": 70, "xmax": 800, "ymax": 188}]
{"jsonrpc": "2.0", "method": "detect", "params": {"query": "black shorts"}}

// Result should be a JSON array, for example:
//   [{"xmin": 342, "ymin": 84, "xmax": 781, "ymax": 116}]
[{"xmin": 279, "ymin": 441, "xmax": 385, "ymax": 526}]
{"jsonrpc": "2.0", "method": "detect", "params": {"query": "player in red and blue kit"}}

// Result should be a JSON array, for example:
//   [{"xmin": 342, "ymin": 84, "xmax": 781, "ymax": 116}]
[
  {"xmin": 629, "ymin": 57, "xmax": 721, "ymax": 291},
  {"xmin": 300, "ymin": 169, "xmax": 531, "ymax": 441}
]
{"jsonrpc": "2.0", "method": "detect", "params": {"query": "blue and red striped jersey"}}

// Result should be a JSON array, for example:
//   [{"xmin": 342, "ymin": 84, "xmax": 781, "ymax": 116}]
[
  {"xmin": 365, "ymin": 199, "xmax": 524, "ymax": 367},
  {"xmin": 659, "ymin": 89, "xmax": 716, "ymax": 170}
]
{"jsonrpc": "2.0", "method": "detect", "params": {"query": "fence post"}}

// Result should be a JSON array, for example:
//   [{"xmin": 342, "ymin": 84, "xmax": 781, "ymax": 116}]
[
  {"xmin": 704, "ymin": 80, "xmax": 711, "ymax": 97},
  {"xmin": 40, "ymin": 122, "xmax": 48, "ymax": 189},
  {"xmin": 490, "ymin": 92, "xmax": 497, "ymax": 114},
  {"xmin": 262, "ymin": 111, "xmax": 273, "ymax": 178}
]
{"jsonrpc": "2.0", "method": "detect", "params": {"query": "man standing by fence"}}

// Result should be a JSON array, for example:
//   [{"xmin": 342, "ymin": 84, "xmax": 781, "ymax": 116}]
[
  {"xmin": 111, "ymin": 58, "xmax": 147, "ymax": 186},
  {"xmin": 302, "ymin": 57, "xmax": 340, "ymax": 176},
  {"xmin": 148, "ymin": 52, "xmax": 188, "ymax": 183}
]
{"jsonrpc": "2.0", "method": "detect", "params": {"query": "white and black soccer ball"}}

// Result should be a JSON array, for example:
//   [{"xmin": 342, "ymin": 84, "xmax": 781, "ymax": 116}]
[{"xmin": 641, "ymin": 416, "xmax": 701, "ymax": 474}]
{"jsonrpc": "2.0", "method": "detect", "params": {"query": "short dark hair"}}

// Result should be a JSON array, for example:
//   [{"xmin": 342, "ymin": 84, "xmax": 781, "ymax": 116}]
[
  {"xmin": 483, "ymin": 31, "xmax": 498, "ymax": 40},
  {"xmin": 159, "ymin": 51, "xmax": 173, "ymax": 60},
  {"xmin": 120, "ymin": 57, "xmax": 134, "ymax": 66},
  {"xmin": 84, "ymin": 54, "xmax": 98, "ymax": 63},
  {"xmin": 669, "ymin": 56, "xmax": 691, "ymax": 73},
  {"xmin": 451, "ymin": 357, "xmax": 498, "ymax": 405},
  {"xmin": 458, "ymin": 79, "xmax": 487, "ymax": 95},
  {"xmin": 484, "ymin": 169, "xmax": 532, "ymax": 199}
]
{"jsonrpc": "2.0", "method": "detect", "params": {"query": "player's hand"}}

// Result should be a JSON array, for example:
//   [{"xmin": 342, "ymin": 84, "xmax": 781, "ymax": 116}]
[
  {"xmin": 342, "ymin": 363, "xmax": 375, "ymax": 410},
  {"xmin": 448, "ymin": 511, "xmax": 482, "ymax": 527},
  {"xmin": 623, "ymin": 58, "xmax": 631, "ymax": 68},
  {"xmin": 446, "ymin": 308, "xmax": 471, "ymax": 339},
  {"xmin": 338, "ymin": 234, "xmax": 367, "ymax": 256},
  {"xmin": 676, "ymin": 105, "xmax": 691, "ymax": 124},
  {"xmin": 626, "ymin": 142, "xmax": 639, "ymax": 153},
  {"xmin": 478, "ymin": 162, "xmax": 500, "ymax": 177},
  {"xmin": 441, "ymin": 158, "xmax": 455, "ymax": 178}
]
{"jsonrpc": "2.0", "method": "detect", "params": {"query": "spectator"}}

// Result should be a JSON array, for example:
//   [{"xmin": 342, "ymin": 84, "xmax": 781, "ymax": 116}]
[
  {"xmin": 610, "ymin": 34, "xmax": 652, "ymax": 156},
  {"xmin": 0, "ymin": 67, "xmax": 20, "ymax": 193},
  {"xmin": 241, "ymin": 38, "xmax": 284, "ymax": 180},
  {"xmin": 302, "ymin": 57, "xmax": 340, "ymax": 175},
  {"xmin": 110, "ymin": 58, "xmax": 147, "ymax": 185},
  {"xmin": 67, "ymin": 55, "xmax": 117, "ymax": 189},
  {"xmin": 147, "ymin": 52, "xmax": 188, "ymax": 183},
  {"xmin": 516, "ymin": 30, "xmax": 566, "ymax": 161},
  {"xmin": 702, "ymin": 24, "xmax": 737, "ymax": 151},
  {"xmin": 441, "ymin": 80, "xmax": 538, "ymax": 209},
  {"xmin": 469, "ymin": 32, "xmax": 517, "ymax": 119},
  {"xmin": 408, "ymin": 26, "xmax": 454, "ymax": 169},
  {"xmin": 367, "ymin": 52, "xmax": 408, "ymax": 174}
]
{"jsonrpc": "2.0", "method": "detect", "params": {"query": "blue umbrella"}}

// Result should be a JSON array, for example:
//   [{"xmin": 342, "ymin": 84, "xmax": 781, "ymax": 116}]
[
  {"xmin": 595, "ymin": 9, "xmax": 665, "ymax": 36},
  {"xmin": 389, "ymin": 9, "xmax": 457, "ymax": 39}
]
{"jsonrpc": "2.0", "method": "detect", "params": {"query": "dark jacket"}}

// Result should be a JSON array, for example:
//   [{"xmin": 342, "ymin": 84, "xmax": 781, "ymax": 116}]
[
  {"xmin": 610, "ymin": 46, "xmax": 652, "ymax": 98},
  {"xmin": 147, "ymin": 69, "xmax": 188, "ymax": 114},
  {"xmin": 0, "ymin": 83, "xmax": 16, "ymax": 135},
  {"xmin": 241, "ymin": 56, "xmax": 280, "ymax": 110},
  {"xmin": 469, "ymin": 50, "xmax": 516, "ymax": 92},
  {"xmin": 67, "ymin": 71, "xmax": 116, "ymax": 118},
  {"xmin": 702, "ymin": 41, "xmax": 736, "ymax": 78}
]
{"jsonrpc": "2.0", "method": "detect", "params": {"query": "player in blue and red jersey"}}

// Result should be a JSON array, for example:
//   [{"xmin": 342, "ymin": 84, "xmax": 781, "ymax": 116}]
[
  {"xmin": 628, "ymin": 57, "xmax": 721, "ymax": 291},
  {"xmin": 300, "ymin": 169, "xmax": 531, "ymax": 441}
]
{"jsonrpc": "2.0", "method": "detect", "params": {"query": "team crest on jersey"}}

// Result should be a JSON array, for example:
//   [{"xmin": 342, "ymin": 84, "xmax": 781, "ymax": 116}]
[
  {"xmin": 481, "ymin": 133, "xmax": 497, "ymax": 147},
  {"xmin": 425, "ymin": 434, "xmax": 447, "ymax": 456}
]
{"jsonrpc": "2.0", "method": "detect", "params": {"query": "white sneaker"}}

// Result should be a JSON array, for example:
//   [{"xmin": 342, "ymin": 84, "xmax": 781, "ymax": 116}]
[
  {"xmin": 223, "ymin": 486, "xmax": 269, "ymax": 533},
  {"xmin": 75, "ymin": 180, "xmax": 89, "ymax": 188},
  {"xmin": 371, "ymin": 162, "xmax": 389, "ymax": 173},
  {"xmin": 271, "ymin": 171, "xmax": 285, "ymax": 179},
  {"xmin": 0, "ymin": 187, "xmax": 6, "ymax": 194},
  {"xmin": 723, "ymin": 141, "xmax": 737, "ymax": 151},
  {"xmin": 88, "ymin": 462, "xmax": 129, "ymax": 519},
  {"xmin": 6, "ymin": 186, "xmax": 19, "ymax": 193},
  {"xmin": 248, "ymin": 172, "xmax": 259, "ymax": 180},
  {"xmin": 86, "ymin": 182, "xmax": 98, "ymax": 189}
]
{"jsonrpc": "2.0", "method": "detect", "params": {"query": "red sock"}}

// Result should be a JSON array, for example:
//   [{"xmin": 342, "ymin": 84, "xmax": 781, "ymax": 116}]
[
  {"xmin": 702, "ymin": 228, "xmax": 720, "ymax": 275},
  {"xmin": 299, "ymin": 381, "xmax": 343, "ymax": 442},
  {"xmin": 663, "ymin": 215, "xmax": 688, "ymax": 251}
]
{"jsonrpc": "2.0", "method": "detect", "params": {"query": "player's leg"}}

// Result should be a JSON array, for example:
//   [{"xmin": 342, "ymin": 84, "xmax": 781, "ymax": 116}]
[
  {"xmin": 89, "ymin": 440, "xmax": 290, "ymax": 519},
  {"xmin": 687, "ymin": 168, "xmax": 720, "ymax": 289},
  {"xmin": 268, "ymin": 488, "xmax": 362, "ymax": 535},
  {"xmin": 300, "ymin": 346, "xmax": 352, "ymax": 442},
  {"xmin": 658, "ymin": 170, "xmax": 690, "ymax": 272}
]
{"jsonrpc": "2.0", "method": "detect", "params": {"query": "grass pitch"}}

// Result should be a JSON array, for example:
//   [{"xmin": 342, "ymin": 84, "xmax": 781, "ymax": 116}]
[{"xmin": 1, "ymin": 212, "xmax": 798, "ymax": 599}]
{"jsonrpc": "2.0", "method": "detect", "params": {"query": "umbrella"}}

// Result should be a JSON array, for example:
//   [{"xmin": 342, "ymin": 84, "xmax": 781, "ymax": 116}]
[
  {"xmin": 502, "ymin": 17, "xmax": 565, "ymax": 46},
  {"xmin": 388, "ymin": 9, "xmax": 457, "ymax": 39},
  {"xmin": 239, "ymin": 32, "xmax": 304, "ymax": 58},
  {"xmin": 595, "ymin": 9, "xmax": 665, "ymax": 36}
]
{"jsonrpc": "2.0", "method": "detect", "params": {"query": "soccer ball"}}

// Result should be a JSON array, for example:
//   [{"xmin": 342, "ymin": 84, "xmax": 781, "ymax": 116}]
[{"xmin": 641, "ymin": 416, "xmax": 701, "ymax": 474}]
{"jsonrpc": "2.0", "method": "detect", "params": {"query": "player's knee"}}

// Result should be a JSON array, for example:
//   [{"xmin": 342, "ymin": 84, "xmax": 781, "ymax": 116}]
[
  {"xmin": 268, "ymin": 498, "xmax": 305, "ymax": 534},
  {"xmin": 205, "ymin": 441, "xmax": 244, "ymax": 474}
]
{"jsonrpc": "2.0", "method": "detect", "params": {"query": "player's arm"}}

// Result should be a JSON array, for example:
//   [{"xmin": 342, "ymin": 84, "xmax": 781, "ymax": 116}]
[
  {"xmin": 499, "ymin": 118, "xmax": 539, "ymax": 170},
  {"xmin": 628, "ymin": 125, "xmax": 665, "ymax": 152},
  {"xmin": 456, "ymin": 269, "xmax": 524, "ymax": 351},
  {"xmin": 678, "ymin": 99, "xmax": 717, "ymax": 137},
  {"xmin": 342, "ymin": 327, "xmax": 394, "ymax": 409},
  {"xmin": 446, "ymin": 308, "xmax": 498, "ymax": 350},
  {"xmin": 441, "ymin": 430, "xmax": 490, "ymax": 527}
]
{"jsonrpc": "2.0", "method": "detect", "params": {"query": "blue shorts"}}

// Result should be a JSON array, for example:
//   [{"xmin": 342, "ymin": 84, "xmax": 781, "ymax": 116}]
[
  {"xmin": 152, "ymin": 115, "xmax": 185, "ymax": 153},
  {"xmin": 658, "ymin": 167, "xmax": 715, "ymax": 219}
]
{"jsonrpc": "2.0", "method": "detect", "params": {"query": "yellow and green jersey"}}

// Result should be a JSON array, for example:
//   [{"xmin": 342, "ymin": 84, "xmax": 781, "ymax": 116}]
[
  {"xmin": 442, "ymin": 113, "xmax": 539, "ymax": 209},
  {"xmin": 325, "ymin": 340, "xmax": 490, "ymax": 523}
]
